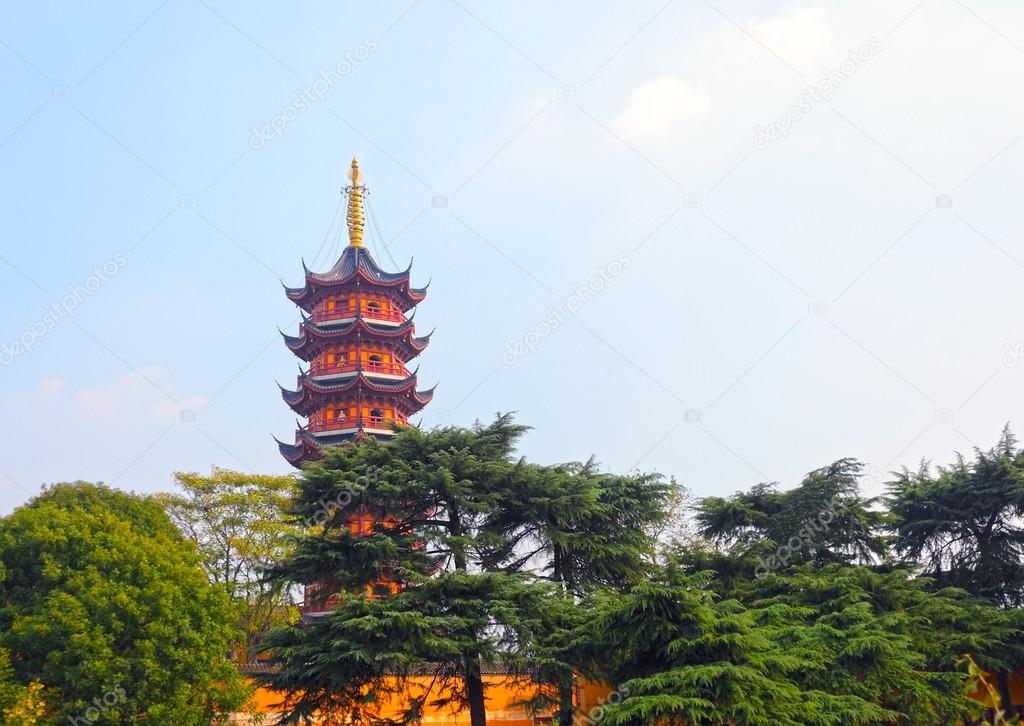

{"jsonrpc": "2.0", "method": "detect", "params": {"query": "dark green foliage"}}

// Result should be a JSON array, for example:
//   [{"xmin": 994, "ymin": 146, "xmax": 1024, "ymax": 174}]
[
  {"xmin": 748, "ymin": 565, "xmax": 982, "ymax": 724},
  {"xmin": 0, "ymin": 482, "xmax": 247, "ymax": 725},
  {"xmin": 261, "ymin": 415, "xmax": 670, "ymax": 726},
  {"xmin": 887, "ymin": 426, "xmax": 1024, "ymax": 607},
  {"xmin": 696, "ymin": 458, "xmax": 888, "ymax": 570},
  {"xmin": 578, "ymin": 570, "xmax": 899, "ymax": 726},
  {"xmin": 581, "ymin": 565, "xmax": 979, "ymax": 725},
  {"xmin": 262, "ymin": 416, "xmax": 1024, "ymax": 725}
]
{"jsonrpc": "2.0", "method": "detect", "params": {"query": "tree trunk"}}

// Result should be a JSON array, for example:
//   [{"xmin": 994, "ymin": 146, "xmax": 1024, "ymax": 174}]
[
  {"xmin": 997, "ymin": 669, "xmax": 1014, "ymax": 713},
  {"xmin": 552, "ymin": 546, "xmax": 575, "ymax": 726},
  {"xmin": 464, "ymin": 652, "xmax": 487, "ymax": 726},
  {"xmin": 448, "ymin": 505, "xmax": 486, "ymax": 725},
  {"xmin": 557, "ymin": 677, "xmax": 575, "ymax": 726}
]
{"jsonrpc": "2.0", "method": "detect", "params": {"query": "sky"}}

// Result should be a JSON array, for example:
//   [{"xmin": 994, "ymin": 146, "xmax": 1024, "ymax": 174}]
[{"xmin": 3, "ymin": 0, "xmax": 1024, "ymax": 513}]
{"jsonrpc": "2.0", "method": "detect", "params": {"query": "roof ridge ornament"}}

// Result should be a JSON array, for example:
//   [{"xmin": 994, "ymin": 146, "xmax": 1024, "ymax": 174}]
[{"xmin": 345, "ymin": 158, "xmax": 365, "ymax": 248}]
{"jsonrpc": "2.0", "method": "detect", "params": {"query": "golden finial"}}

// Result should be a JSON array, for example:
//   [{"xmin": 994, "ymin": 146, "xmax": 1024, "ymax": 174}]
[{"xmin": 345, "ymin": 158, "xmax": 365, "ymax": 247}]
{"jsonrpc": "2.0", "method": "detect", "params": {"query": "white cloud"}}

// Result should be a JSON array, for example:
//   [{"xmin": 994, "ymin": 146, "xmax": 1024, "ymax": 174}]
[
  {"xmin": 611, "ymin": 77, "xmax": 712, "ymax": 143},
  {"xmin": 73, "ymin": 367, "xmax": 206, "ymax": 422},
  {"xmin": 38, "ymin": 377, "xmax": 65, "ymax": 398},
  {"xmin": 74, "ymin": 374, "xmax": 137, "ymax": 419},
  {"xmin": 746, "ymin": 6, "xmax": 833, "ymax": 72},
  {"xmin": 151, "ymin": 395, "xmax": 209, "ymax": 422}
]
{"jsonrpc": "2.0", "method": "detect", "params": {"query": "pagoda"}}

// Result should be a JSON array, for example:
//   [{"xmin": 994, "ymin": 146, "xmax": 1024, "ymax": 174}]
[{"xmin": 277, "ymin": 159, "xmax": 435, "ymax": 466}]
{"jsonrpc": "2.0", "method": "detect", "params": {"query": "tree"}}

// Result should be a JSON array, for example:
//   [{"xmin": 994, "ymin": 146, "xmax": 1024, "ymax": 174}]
[
  {"xmin": 887, "ymin": 426, "xmax": 1024, "ymax": 607},
  {"xmin": 646, "ymin": 476, "xmax": 695, "ymax": 562},
  {"xmin": 480, "ymin": 458, "xmax": 672, "ymax": 726},
  {"xmin": 696, "ymin": 458, "xmax": 888, "ymax": 573},
  {"xmin": 157, "ymin": 468, "xmax": 301, "ymax": 658},
  {"xmin": 887, "ymin": 426, "xmax": 1024, "ymax": 706},
  {"xmin": 0, "ymin": 482, "xmax": 247, "ymax": 725},
  {"xmin": 578, "ymin": 569, "xmax": 894, "ymax": 726},
  {"xmin": 581, "ymin": 564, "xmax": 978, "ymax": 726},
  {"xmin": 748, "ymin": 564, "xmax": 995, "ymax": 724},
  {"xmin": 262, "ymin": 415, "xmax": 671, "ymax": 726},
  {"xmin": 261, "ymin": 415, "xmax": 555, "ymax": 726}
]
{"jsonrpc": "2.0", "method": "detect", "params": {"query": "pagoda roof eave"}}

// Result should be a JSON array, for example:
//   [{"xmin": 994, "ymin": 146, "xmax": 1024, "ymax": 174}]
[
  {"xmin": 281, "ymin": 317, "xmax": 430, "ymax": 361},
  {"xmin": 274, "ymin": 432, "xmax": 320, "ymax": 467},
  {"xmin": 280, "ymin": 371, "xmax": 428, "ymax": 416},
  {"xmin": 286, "ymin": 247, "xmax": 426, "ymax": 310}
]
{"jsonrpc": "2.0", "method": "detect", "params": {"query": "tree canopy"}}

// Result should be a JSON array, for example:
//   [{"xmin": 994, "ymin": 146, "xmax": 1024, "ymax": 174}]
[
  {"xmin": 695, "ymin": 458, "xmax": 888, "ymax": 572},
  {"xmin": 7, "ymin": 420, "xmax": 1023, "ymax": 725},
  {"xmin": 260, "ymin": 414, "xmax": 671, "ymax": 726},
  {"xmin": 158, "ymin": 468, "xmax": 301, "ymax": 658},
  {"xmin": 887, "ymin": 425, "xmax": 1024, "ymax": 607},
  {"xmin": 0, "ymin": 482, "xmax": 248, "ymax": 725}
]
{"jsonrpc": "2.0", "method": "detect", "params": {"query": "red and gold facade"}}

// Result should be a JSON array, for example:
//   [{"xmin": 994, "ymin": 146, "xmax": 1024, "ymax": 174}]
[{"xmin": 277, "ymin": 160, "xmax": 434, "ymax": 466}]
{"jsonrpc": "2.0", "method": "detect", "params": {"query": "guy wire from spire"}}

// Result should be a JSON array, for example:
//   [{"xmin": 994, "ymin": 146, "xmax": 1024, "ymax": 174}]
[
  {"xmin": 310, "ymin": 195, "xmax": 344, "ymax": 269},
  {"xmin": 366, "ymin": 195, "xmax": 402, "ymax": 271}
]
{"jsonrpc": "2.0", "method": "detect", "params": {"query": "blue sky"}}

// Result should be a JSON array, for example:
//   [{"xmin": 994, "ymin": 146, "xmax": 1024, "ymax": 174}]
[{"xmin": 3, "ymin": 0, "xmax": 1024, "ymax": 512}]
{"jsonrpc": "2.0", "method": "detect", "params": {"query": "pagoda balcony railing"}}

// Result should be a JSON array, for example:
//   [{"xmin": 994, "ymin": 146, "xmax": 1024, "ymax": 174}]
[
  {"xmin": 308, "ymin": 415, "xmax": 393, "ymax": 433},
  {"xmin": 309, "ymin": 417, "xmax": 358, "ymax": 433},
  {"xmin": 310, "ymin": 360, "xmax": 406, "ymax": 377},
  {"xmin": 312, "ymin": 306, "xmax": 404, "ymax": 324}
]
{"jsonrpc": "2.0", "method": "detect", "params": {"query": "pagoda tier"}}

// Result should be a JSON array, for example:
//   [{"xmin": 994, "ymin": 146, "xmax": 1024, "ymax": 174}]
[
  {"xmin": 276, "ymin": 158, "xmax": 435, "ymax": 467},
  {"xmin": 280, "ymin": 315, "xmax": 433, "ymax": 363},
  {"xmin": 279, "ymin": 370, "xmax": 435, "ymax": 417},
  {"xmin": 284, "ymin": 245, "xmax": 429, "ymax": 312}
]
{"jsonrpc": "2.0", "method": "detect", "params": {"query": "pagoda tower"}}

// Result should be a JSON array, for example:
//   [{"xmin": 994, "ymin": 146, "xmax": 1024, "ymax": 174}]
[{"xmin": 277, "ymin": 159, "xmax": 435, "ymax": 466}]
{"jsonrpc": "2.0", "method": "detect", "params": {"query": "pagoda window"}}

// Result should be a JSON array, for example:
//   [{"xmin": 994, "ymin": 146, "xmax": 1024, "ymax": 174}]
[
  {"xmin": 369, "ymin": 408, "xmax": 384, "ymax": 423},
  {"xmin": 366, "ymin": 300, "xmax": 381, "ymax": 315}
]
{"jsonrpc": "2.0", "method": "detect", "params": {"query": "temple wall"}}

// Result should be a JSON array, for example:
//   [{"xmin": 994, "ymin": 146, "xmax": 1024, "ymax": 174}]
[{"xmin": 234, "ymin": 676, "xmax": 614, "ymax": 725}]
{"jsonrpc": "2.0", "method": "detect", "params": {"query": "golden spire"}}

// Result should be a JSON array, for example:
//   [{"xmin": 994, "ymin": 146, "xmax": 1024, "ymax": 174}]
[{"xmin": 345, "ymin": 158, "xmax": 365, "ymax": 247}]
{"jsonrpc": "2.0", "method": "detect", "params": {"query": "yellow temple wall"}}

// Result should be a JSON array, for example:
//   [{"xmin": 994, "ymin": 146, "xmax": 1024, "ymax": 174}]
[
  {"xmin": 237, "ymin": 676, "xmax": 614, "ymax": 725},
  {"xmin": 238, "ymin": 669, "xmax": 1024, "ymax": 724}
]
